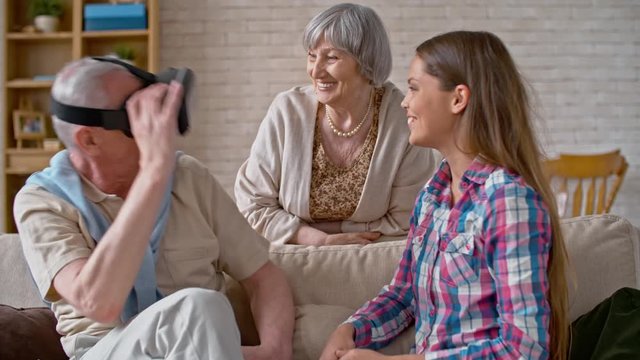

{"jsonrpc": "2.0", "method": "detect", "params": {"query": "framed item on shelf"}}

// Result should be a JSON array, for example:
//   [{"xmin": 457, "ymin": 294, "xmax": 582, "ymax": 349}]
[{"xmin": 13, "ymin": 109, "xmax": 46, "ymax": 148}]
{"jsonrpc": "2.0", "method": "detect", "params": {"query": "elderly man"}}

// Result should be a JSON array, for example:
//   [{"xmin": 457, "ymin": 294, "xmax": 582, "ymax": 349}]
[{"xmin": 13, "ymin": 58, "xmax": 294, "ymax": 360}]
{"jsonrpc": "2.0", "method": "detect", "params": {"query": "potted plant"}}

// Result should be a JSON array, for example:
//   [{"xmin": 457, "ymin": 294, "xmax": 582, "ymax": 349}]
[
  {"xmin": 111, "ymin": 44, "xmax": 136, "ymax": 65},
  {"xmin": 28, "ymin": 0, "xmax": 63, "ymax": 33}
]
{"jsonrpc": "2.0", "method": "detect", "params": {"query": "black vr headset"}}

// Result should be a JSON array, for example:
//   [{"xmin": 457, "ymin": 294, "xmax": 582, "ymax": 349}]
[{"xmin": 50, "ymin": 56, "xmax": 194, "ymax": 137}]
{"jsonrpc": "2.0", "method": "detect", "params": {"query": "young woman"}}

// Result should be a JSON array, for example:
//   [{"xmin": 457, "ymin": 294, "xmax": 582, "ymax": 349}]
[{"xmin": 320, "ymin": 30, "xmax": 569, "ymax": 360}]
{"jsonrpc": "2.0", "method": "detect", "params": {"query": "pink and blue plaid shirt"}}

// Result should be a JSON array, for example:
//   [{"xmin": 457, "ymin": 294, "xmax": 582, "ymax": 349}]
[{"xmin": 347, "ymin": 158, "xmax": 552, "ymax": 359}]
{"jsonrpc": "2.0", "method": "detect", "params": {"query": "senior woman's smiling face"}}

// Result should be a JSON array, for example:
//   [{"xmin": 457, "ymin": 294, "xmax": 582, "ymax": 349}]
[{"xmin": 306, "ymin": 38, "xmax": 370, "ymax": 108}]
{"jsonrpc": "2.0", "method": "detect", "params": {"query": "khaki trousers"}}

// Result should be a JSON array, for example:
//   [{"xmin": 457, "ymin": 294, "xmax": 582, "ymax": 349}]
[{"xmin": 76, "ymin": 288, "xmax": 243, "ymax": 360}]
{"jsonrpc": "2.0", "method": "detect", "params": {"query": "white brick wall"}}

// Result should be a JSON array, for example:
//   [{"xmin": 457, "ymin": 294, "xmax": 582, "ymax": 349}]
[{"xmin": 168, "ymin": 0, "xmax": 638, "ymax": 226}]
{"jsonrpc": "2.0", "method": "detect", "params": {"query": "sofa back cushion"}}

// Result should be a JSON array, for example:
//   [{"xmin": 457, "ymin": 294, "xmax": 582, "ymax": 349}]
[
  {"xmin": 269, "ymin": 240, "xmax": 405, "ymax": 309},
  {"xmin": 0, "ymin": 234, "xmax": 45, "ymax": 308},
  {"xmin": 563, "ymin": 215, "xmax": 640, "ymax": 320}
]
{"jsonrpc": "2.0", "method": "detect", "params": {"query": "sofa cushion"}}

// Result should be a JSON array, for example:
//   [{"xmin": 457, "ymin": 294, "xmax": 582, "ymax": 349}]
[
  {"xmin": 269, "ymin": 241, "xmax": 406, "ymax": 309},
  {"xmin": 0, "ymin": 234, "xmax": 45, "ymax": 308},
  {"xmin": 293, "ymin": 304, "xmax": 414, "ymax": 360},
  {"xmin": 269, "ymin": 241, "xmax": 412, "ymax": 356},
  {"xmin": 0, "ymin": 305, "xmax": 67, "ymax": 360},
  {"xmin": 268, "ymin": 214, "xmax": 640, "ymax": 357},
  {"xmin": 563, "ymin": 215, "xmax": 640, "ymax": 321},
  {"xmin": 294, "ymin": 304, "xmax": 354, "ymax": 360}
]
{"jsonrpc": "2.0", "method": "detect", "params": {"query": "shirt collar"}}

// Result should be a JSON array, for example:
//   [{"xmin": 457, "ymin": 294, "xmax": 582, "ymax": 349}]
[
  {"xmin": 463, "ymin": 156, "xmax": 498, "ymax": 185},
  {"xmin": 426, "ymin": 155, "xmax": 498, "ymax": 195},
  {"xmin": 79, "ymin": 173, "xmax": 116, "ymax": 203}
]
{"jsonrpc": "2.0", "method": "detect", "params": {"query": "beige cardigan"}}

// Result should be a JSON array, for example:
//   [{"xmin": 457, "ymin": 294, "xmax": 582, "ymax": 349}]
[{"xmin": 235, "ymin": 82, "xmax": 438, "ymax": 244}]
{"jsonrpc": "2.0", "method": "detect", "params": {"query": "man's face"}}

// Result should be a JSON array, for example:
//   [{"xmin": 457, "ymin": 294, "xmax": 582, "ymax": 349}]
[{"xmin": 96, "ymin": 72, "xmax": 145, "ymax": 171}]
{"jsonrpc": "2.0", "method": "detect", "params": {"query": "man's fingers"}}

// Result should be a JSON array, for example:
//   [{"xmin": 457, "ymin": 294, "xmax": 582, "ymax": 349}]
[
  {"xmin": 125, "ymin": 82, "xmax": 183, "ymax": 133},
  {"xmin": 145, "ymin": 83, "xmax": 169, "ymax": 116},
  {"xmin": 125, "ymin": 95, "xmax": 140, "ymax": 120},
  {"xmin": 162, "ymin": 81, "xmax": 184, "ymax": 120}
]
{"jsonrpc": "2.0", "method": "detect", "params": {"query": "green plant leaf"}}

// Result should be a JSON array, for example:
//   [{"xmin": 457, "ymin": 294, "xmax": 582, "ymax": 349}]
[
  {"xmin": 28, "ymin": 0, "xmax": 63, "ymax": 19},
  {"xmin": 113, "ymin": 44, "xmax": 136, "ymax": 60}
]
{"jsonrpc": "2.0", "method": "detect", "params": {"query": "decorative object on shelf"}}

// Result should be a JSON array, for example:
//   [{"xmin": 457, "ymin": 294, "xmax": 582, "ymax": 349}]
[
  {"xmin": 32, "ymin": 75, "xmax": 57, "ymax": 82},
  {"xmin": 13, "ymin": 110, "xmax": 47, "ymax": 149},
  {"xmin": 84, "ymin": 3, "xmax": 147, "ymax": 31},
  {"xmin": 28, "ymin": 0, "xmax": 63, "ymax": 33},
  {"xmin": 21, "ymin": 25, "xmax": 38, "ymax": 33},
  {"xmin": 43, "ymin": 138, "xmax": 63, "ymax": 151},
  {"xmin": 111, "ymin": 43, "xmax": 136, "ymax": 65}
]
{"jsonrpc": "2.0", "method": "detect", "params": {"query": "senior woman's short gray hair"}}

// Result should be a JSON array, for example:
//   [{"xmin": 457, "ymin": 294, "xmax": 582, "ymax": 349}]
[{"xmin": 302, "ymin": 3, "xmax": 392, "ymax": 87}]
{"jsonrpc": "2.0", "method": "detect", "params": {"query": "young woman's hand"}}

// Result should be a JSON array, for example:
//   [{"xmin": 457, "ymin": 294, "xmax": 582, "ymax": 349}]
[
  {"xmin": 335, "ymin": 349, "xmax": 388, "ymax": 359},
  {"xmin": 319, "ymin": 324, "xmax": 356, "ymax": 360}
]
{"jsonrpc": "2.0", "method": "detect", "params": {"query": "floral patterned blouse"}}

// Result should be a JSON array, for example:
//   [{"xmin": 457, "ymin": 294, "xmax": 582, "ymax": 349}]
[{"xmin": 309, "ymin": 88, "xmax": 385, "ymax": 221}]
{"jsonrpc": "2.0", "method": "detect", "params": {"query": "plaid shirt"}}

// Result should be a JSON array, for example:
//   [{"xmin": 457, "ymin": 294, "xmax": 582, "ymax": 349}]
[{"xmin": 347, "ymin": 158, "xmax": 552, "ymax": 359}]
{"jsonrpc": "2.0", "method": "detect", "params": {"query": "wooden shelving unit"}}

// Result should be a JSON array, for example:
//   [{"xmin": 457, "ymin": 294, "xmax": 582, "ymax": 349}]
[
  {"xmin": 7, "ymin": 32, "xmax": 74, "ymax": 40},
  {"xmin": 6, "ymin": 79, "xmax": 55, "ymax": 88},
  {"xmin": 82, "ymin": 29, "xmax": 149, "ymax": 38},
  {"xmin": 2, "ymin": 0, "xmax": 159, "ymax": 232}
]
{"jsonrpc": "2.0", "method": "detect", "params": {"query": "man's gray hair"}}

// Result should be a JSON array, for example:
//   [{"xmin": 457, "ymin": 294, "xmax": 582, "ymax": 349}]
[
  {"xmin": 302, "ymin": 3, "xmax": 392, "ymax": 87},
  {"xmin": 51, "ymin": 58, "xmax": 132, "ymax": 148}
]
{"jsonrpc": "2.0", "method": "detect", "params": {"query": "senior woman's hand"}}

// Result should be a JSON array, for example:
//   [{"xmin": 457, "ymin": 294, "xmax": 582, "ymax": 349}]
[
  {"xmin": 293, "ymin": 225, "xmax": 380, "ymax": 245},
  {"xmin": 325, "ymin": 232, "xmax": 380, "ymax": 245},
  {"xmin": 308, "ymin": 222, "xmax": 381, "ymax": 245}
]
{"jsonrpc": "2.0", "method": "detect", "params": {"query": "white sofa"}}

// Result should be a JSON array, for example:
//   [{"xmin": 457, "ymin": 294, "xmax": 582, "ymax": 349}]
[{"xmin": 1, "ymin": 214, "xmax": 639, "ymax": 359}]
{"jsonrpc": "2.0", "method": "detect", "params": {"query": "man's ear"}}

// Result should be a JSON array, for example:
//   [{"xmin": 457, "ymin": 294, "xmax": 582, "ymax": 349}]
[
  {"xmin": 74, "ymin": 127, "xmax": 101, "ymax": 156},
  {"xmin": 451, "ymin": 84, "xmax": 470, "ymax": 115}
]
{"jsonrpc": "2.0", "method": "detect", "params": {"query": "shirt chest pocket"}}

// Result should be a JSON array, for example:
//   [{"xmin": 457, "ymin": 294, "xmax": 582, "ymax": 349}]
[
  {"xmin": 162, "ymin": 245, "xmax": 218, "ymax": 289},
  {"xmin": 438, "ymin": 233, "xmax": 479, "ymax": 286}
]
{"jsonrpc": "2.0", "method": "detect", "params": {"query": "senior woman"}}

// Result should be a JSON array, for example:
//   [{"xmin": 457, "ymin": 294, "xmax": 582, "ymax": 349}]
[{"xmin": 235, "ymin": 3, "xmax": 438, "ymax": 246}]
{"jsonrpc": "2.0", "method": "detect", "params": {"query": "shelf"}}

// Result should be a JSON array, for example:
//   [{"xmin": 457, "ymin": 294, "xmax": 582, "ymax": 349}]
[
  {"xmin": 5, "ymin": 148, "xmax": 58, "ymax": 174},
  {"xmin": 6, "ymin": 32, "xmax": 73, "ymax": 41},
  {"xmin": 5, "ymin": 168, "xmax": 46, "ymax": 175},
  {"xmin": 82, "ymin": 29, "xmax": 149, "ymax": 39},
  {"xmin": 6, "ymin": 79, "xmax": 54, "ymax": 88}
]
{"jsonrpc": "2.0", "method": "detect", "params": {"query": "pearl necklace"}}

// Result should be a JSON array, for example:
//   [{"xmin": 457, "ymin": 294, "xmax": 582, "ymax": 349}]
[{"xmin": 325, "ymin": 90, "xmax": 373, "ymax": 138}]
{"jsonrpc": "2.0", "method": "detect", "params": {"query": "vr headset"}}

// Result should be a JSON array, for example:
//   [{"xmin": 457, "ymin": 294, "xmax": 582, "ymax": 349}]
[{"xmin": 50, "ymin": 56, "xmax": 194, "ymax": 137}]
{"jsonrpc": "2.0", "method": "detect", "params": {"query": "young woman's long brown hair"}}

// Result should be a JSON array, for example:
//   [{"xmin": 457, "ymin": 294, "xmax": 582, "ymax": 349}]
[{"xmin": 415, "ymin": 31, "xmax": 569, "ymax": 360}]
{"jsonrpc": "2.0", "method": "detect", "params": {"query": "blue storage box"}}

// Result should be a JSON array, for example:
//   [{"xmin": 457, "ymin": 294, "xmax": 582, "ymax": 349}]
[{"xmin": 84, "ymin": 3, "xmax": 147, "ymax": 31}]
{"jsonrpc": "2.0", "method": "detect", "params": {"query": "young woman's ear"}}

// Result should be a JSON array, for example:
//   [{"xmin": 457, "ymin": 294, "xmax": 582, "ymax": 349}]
[
  {"xmin": 451, "ymin": 84, "xmax": 470, "ymax": 115},
  {"xmin": 74, "ymin": 127, "xmax": 101, "ymax": 156}
]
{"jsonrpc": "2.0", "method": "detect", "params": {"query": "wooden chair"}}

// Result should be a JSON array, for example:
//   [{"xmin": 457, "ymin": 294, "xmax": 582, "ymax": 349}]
[{"xmin": 544, "ymin": 150, "xmax": 628, "ymax": 217}]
